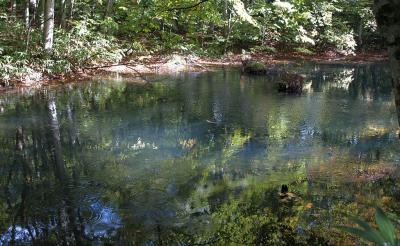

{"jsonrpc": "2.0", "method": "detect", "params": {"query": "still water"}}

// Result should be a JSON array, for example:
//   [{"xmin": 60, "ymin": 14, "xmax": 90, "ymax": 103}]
[{"xmin": 0, "ymin": 62, "xmax": 399, "ymax": 245}]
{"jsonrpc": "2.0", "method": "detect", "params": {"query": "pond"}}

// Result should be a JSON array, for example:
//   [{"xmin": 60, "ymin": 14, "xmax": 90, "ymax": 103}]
[{"xmin": 0, "ymin": 62, "xmax": 399, "ymax": 245}]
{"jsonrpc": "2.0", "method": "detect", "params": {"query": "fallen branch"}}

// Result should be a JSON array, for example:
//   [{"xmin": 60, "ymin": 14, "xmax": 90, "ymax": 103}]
[
  {"xmin": 82, "ymin": 62, "xmax": 140, "ymax": 70},
  {"xmin": 164, "ymin": 0, "xmax": 211, "ymax": 11},
  {"xmin": 124, "ymin": 65, "xmax": 152, "ymax": 84},
  {"xmin": 84, "ymin": 62, "xmax": 167, "ymax": 84}
]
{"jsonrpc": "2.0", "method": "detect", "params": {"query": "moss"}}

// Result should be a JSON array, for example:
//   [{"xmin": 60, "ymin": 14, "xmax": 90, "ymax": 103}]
[{"xmin": 243, "ymin": 61, "xmax": 267, "ymax": 75}]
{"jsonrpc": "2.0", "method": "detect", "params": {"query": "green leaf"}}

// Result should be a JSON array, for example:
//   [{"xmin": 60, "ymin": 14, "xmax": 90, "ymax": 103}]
[
  {"xmin": 376, "ymin": 207, "xmax": 396, "ymax": 245},
  {"xmin": 338, "ymin": 226, "xmax": 386, "ymax": 245},
  {"xmin": 347, "ymin": 215, "xmax": 373, "ymax": 231}
]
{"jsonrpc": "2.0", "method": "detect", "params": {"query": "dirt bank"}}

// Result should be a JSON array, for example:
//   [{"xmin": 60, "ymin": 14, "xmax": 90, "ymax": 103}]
[
  {"xmin": 97, "ymin": 52, "xmax": 388, "ymax": 76},
  {"xmin": 0, "ymin": 52, "xmax": 389, "ymax": 92}
]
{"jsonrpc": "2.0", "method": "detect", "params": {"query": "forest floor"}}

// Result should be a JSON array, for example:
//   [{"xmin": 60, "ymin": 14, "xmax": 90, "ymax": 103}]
[{"xmin": 1, "ymin": 51, "xmax": 388, "ymax": 91}]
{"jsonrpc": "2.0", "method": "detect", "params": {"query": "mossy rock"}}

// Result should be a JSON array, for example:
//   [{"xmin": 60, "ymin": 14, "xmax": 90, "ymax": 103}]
[{"xmin": 242, "ymin": 61, "xmax": 268, "ymax": 75}]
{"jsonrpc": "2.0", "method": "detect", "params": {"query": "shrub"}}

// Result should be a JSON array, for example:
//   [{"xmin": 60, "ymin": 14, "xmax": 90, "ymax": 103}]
[{"xmin": 0, "ymin": 18, "xmax": 124, "ymax": 84}]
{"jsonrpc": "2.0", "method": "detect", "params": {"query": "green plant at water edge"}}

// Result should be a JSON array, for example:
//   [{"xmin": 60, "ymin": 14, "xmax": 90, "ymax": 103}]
[{"xmin": 338, "ymin": 207, "xmax": 399, "ymax": 246}]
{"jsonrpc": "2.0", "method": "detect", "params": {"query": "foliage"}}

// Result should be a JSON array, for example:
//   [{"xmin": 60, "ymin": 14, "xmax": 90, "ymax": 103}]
[
  {"xmin": 213, "ymin": 201, "xmax": 304, "ymax": 245},
  {"xmin": 293, "ymin": 47, "xmax": 315, "ymax": 56},
  {"xmin": 0, "ymin": 17, "xmax": 123, "ymax": 82},
  {"xmin": 250, "ymin": 45, "xmax": 277, "ymax": 54},
  {"xmin": 339, "ymin": 207, "xmax": 399, "ymax": 246},
  {"xmin": 52, "ymin": 20, "xmax": 123, "ymax": 70},
  {"xmin": 0, "ymin": 0, "xmax": 384, "ymax": 82}
]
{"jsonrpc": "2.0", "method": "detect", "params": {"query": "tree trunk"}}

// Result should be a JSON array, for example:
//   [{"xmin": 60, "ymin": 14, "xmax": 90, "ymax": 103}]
[
  {"xmin": 37, "ymin": 0, "xmax": 44, "ymax": 29},
  {"xmin": 105, "ymin": 0, "xmax": 113, "ymax": 17},
  {"xmin": 358, "ymin": 20, "xmax": 363, "ymax": 52},
  {"xmin": 373, "ymin": 0, "xmax": 400, "ymax": 128},
  {"xmin": 67, "ymin": 0, "xmax": 74, "ymax": 21},
  {"xmin": 10, "ymin": 0, "xmax": 16, "ymax": 17},
  {"xmin": 69, "ymin": 0, "xmax": 74, "ymax": 19},
  {"xmin": 60, "ymin": 0, "xmax": 66, "ymax": 28},
  {"xmin": 30, "ymin": 0, "xmax": 38, "ymax": 24},
  {"xmin": 25, "ymin": 0, "xmax": 30, "ymax": 28},
  {"xmin": 43, "ymin": 0, "xmax": 54, "ymax": 51}
]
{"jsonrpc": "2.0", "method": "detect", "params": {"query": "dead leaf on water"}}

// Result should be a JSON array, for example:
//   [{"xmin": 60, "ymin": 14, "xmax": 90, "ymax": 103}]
[{"xmin": 305, "ymin": 203, "xmax": 313, "ymax": 209}]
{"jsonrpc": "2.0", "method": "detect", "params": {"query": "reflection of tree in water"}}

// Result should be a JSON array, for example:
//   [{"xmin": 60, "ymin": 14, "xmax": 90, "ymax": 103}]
[
  {"xmin": 0, "ymin": 92, "xmax": 123, "ymax": 244},
  {"xmin": 0, "ymin": 66, "xmax": 399, "ymax": 244},
  {"xmin": 308, "ymin": 62, "xmax": 391, "ymax": 100}
]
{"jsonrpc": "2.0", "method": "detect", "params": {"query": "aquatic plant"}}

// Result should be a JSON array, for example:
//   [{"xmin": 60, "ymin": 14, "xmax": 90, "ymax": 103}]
[{"xmin": 338, "ymin": 207, "xmax": 399, "ymax": 246}]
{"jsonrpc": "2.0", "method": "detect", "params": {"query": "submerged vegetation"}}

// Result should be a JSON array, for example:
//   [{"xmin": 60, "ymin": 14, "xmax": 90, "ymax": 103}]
[{"xmin": 339, "ymin": 207, "xmax": 400, "ymax": 246}]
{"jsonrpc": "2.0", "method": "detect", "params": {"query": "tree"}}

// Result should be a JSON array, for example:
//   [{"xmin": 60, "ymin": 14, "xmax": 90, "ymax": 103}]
[
  {"xmin": 25, "ymin": 0, "xmax": 30, "ymax": 28},
  {"xmin": 67, "ymin": 0, "xmax": 74, "ymax": 20},
  {"xmin": 10, "ymin": 0, "xmax": 16, "ymax": 17},
  {"xmin": 43, "ymin": 0, "xmax": 54, "ymax": 50},
  {"xmin": 105, "ymin": 0, "xmax": 113, "ymax": 17},
  {"xmin": 60, "ymin": 0, "xmax": 67, "ymax": 28},
  {"xmin": 36, "ymin": 0, "xmax": 44, "ymax": 29},
  {"xmin": 373, "ymin": 0, "xmax": 400, "ymax": 127}
]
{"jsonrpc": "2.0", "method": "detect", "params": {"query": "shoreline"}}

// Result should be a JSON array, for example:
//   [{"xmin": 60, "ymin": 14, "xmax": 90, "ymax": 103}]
[{"xmin": 0, "ymin": 52, "xmax": 389, "ymax": 93}]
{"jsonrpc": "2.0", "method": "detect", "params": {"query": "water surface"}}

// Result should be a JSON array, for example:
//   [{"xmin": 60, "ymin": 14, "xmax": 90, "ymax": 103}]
[{"xmin": 0, "ymin": 62, "xmax": 399, "ymax": 245}]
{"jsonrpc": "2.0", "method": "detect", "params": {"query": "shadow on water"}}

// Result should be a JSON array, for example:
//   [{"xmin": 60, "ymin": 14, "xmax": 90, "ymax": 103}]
[{"xmin": 0, "ymin": 62, "xmax": 399, "ymax": 244}]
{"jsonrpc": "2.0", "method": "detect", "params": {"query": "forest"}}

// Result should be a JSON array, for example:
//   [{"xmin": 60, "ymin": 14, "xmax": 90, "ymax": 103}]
[
  {"xmin": 1, "ymin": 0, "xmax": 400, "ymax": 245},
  {"xmin": 0, "ymin": 0, "xmax": 395, "ymax": 83}
]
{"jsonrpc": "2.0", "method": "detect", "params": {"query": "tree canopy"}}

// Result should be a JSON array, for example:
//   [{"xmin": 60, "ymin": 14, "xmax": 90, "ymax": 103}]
[{"xmin": 0, "ymin": 0, "xmax": 384, "ymax": 82}]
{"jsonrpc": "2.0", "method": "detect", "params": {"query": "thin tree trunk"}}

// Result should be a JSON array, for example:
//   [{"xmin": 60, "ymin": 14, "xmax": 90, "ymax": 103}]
[
  {"xmin": 43, "ymin": 0, "xmax": 54, "ymax": 51},
  {"xmin": 105, "ymin": 0, "xmax": 113, "ymax": 17},
  {"xmin": 10, "ymin": 0, "xmax": 16, "ymax": 18},
  {"xmin": 69, "ymin": 0, "xmax": 74, "ymax": 19},
  {"xmin": 358, "ymin": 20, "xmax": 363, "ymax": 52},
  {"xmin": 30, "ymin": 0, "xmax": 37, "ymax": 23},
  {"xmin": 25, "ymin": 0, "xmax": 30, "ymax": 28},
  {"xmin": 373, "ymin": 0, "xmax": 400, "ymax": 128},
  {"xmin": 37, "ymin": 0, "xmax": 44, "ymax": 29},
  {"xmin": 60, "ymin": 0, "xmax": 66, "ymax": 28}
]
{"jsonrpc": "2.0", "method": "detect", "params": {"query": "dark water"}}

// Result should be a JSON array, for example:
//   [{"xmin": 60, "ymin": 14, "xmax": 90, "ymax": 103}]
[{"xmin": 0, "ymin": 62, "xmax": 399, "ymax": 245}]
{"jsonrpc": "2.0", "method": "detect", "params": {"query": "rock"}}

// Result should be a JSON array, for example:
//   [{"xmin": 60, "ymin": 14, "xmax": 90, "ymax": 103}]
[
  {"xmin": 242, "ymin": 60, "xmax": 268, "ymax": 75},
  {"xmin": 166, "ymin": 54, "xmax": 188, "ymax": 67},
  {"xmin": 21, "ymin": 71, "xmax": 43, "ymax": 86},
  {"xmin": 137, "ymin": 55, "xmax": 152, "ymax": 62},
  {"xmin": 158, "ymin": 54, "xmax": 200, "ymax": 72},
  {"xmin": 277, "ymin": 72, "xmax": 304, "ymax": 94}
]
